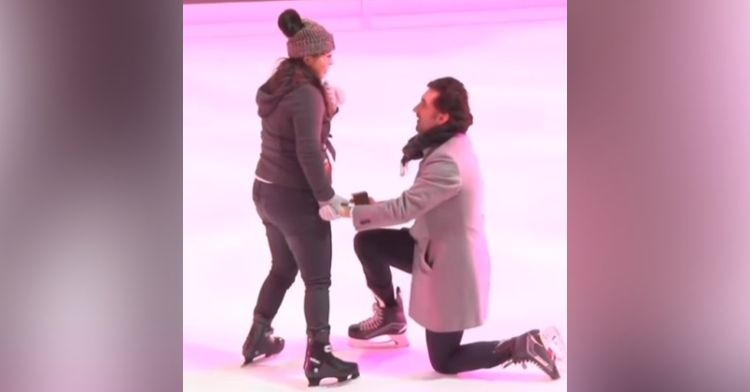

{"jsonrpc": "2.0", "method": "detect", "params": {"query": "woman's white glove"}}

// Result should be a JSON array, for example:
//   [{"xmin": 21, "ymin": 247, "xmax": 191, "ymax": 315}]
[{"xmin": 318, "ymin": 194, "xmax": 350, "ymax": 221}]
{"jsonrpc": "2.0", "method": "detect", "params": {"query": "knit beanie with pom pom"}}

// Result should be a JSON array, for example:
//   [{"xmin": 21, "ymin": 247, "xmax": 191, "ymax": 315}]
[{"xmin": 277, "ymin": 9, "xmax": 335, "ymax": 58}]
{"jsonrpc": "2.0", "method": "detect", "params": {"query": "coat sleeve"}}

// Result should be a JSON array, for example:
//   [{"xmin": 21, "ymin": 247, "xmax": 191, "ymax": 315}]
[
  {"xmin": 290, "ymin": 84, "xmax": 336, "ymax": 203},
  {"xmin": 351, "ymin": 154, "xmax": 462, "ymax": 231}
]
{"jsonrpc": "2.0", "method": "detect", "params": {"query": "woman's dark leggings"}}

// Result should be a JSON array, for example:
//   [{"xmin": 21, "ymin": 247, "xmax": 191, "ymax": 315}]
[{"xmin": 251, "ymin": 180, "xmax": 332, "ymax": 341}]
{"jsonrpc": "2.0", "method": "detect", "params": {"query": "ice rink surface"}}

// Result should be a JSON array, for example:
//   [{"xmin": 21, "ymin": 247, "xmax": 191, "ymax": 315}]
[{"xmin": 184, "ymin": 5, "xmax": 567, "ymax": 390}]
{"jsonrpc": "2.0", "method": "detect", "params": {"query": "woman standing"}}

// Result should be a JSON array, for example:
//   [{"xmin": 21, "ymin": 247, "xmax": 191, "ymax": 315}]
[{"xmin": 240, "ymin": 9, "xmax": 358, "ymax": 387}]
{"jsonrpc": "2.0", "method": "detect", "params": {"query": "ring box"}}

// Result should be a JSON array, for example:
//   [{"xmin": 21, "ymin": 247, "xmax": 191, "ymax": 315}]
[{"xmin": 352, "ymin": 191, "xmax": 370, "ymax": 205}]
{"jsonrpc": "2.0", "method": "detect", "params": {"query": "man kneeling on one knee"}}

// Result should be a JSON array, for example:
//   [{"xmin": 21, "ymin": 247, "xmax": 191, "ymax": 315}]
[{"xmin": 319, "ymin": 77, "xmax": 565, "ymax": 379}]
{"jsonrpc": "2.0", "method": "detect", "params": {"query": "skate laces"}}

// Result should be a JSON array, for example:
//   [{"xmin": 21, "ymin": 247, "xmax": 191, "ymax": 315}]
[
  {"xmin": 359, "ymin": 303, "xmax": 384, "ymax": 330},
  {"xmin": 263, "ymin": 327, "xmax": 284, "ymax": 343},
  {"xmin": 508, "ymin": 332, "xmax": 553, "ymax": 371},
  {"xmin": 493, "ymin": 339, "xmax": 507, "ymax": 353}
]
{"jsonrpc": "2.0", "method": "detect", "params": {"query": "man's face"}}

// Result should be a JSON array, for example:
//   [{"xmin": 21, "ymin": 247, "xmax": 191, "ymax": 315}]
[{"xmin": 413, "ymin": 89, "xmax": 448, "ymax": 133}]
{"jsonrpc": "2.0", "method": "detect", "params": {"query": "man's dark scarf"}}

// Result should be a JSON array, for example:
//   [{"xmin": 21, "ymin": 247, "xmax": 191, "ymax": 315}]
[{"xmin": 400, "ymin": 123, "xmax": 468, "ymax": 167}]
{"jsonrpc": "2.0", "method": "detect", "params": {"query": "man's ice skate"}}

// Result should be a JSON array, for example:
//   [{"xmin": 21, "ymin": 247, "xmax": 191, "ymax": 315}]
[
  {"xmin": 304, "ymin": 332, "xmax": 360, "ymax": 387},
  {"xmin": 241, "ymin": 320, "xmax": 285, "ymax": 366},
  {"xmin": 348, "ymin": 287, "xmax": 409, "ymax": 348},
  {"xmin": 540, "ymin": 326, "xmax": 567, "ymax": 376},
  {"xmin": 497, "ymin": 327, "xmax": 566, "ymax": 380}
]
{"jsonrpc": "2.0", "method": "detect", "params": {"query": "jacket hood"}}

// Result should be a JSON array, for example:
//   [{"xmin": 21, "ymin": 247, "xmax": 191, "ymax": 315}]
[{"xmin": 256, "ymin": 80, "xmax": 294, "ymax": 118}]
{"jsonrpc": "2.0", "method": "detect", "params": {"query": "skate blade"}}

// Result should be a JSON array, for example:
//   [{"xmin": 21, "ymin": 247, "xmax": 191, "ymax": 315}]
[
  {"xmin": 540, "ymin": 326, "xmax": 567, "ymax": 377},
  {"xmin": 240, "ymin": 354, "xmax": 270, "ymax": 367},
  {"xmin": 348, "ymin": 333, "xmax": 410, "ymax": 349},
  {"xmin": 240, "ymin": 347, "xmax": 283, "ymax": 367},
  {"xmin": 307, "ymin": 371, "xmax": 360, "ymax": 387}
]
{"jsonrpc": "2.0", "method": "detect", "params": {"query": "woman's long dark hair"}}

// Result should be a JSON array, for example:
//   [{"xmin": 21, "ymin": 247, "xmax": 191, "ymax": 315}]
[
  {"xmin": 267, "ymin": 57, "xmax": 335, "ymax": 117},
  {"xmin": 268, "ymin": 57, "xmax": 323, "ymax": 92}
]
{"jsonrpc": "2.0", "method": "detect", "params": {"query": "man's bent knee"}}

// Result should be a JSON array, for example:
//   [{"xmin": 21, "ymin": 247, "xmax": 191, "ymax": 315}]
[
  {"xmin": 353, "ymin": 231, "xmax": 375, "ymax": 256},
  {"xmin": 429, "ymin": 359, "xmax": 457, "ymax": 375}
]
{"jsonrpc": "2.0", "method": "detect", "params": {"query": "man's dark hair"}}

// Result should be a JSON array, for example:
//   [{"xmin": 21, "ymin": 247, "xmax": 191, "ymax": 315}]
[{"xmin": 427, "ymin": 77, "xmax": 474, "ymax": 133}]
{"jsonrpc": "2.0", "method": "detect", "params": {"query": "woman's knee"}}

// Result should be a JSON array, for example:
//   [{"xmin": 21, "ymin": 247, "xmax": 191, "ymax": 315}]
[
  {"xmin": 267, "ymin": 267, "xmax": 297, "ymax": 289},
  {"xmin": 301, "ymin": 270, "xmax": 331, "ymax": 289},
  {"xmin": 303, "ymin": 279, "xmax": 331, "ymax": 291}
]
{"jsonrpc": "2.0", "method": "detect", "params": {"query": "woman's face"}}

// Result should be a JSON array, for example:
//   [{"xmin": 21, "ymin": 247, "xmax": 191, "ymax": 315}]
[{"xmin": 305, "ymin": 51, "xmax": 333, "ymax": 79}]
